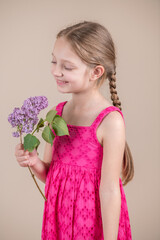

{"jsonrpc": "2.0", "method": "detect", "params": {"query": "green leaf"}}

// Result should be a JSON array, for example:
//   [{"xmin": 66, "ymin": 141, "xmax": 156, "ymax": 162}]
[
  {"xmin": 46, "ymin": 110, "xmax": 57, "ymax": 123},
  {"xmin": 37, "ymin": 118, "xmax": 44, "ymax": 128},
  {"xmin": 52, "ymin": 115, "xmax": 69, "ymax": 136},
  {"xmin": 42, "ymin": 126, "xmax": 55, "ymax": 146},
  {"xmin": 24, "ymin": 134, "xmax": 40, "ymax": 152},
  {"xmin": 36, "ymin": 118, "xmax": 44, "ymax": 132}
]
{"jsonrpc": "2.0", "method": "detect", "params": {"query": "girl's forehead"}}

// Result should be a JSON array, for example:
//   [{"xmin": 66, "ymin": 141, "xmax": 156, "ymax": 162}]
[
  {"xmin": 53, "ymin": 37, "xmax": 75, "ymax": 55},
  {"xmin": 52, "ymin": 38, "xmax": 83, "ymax": 64}
]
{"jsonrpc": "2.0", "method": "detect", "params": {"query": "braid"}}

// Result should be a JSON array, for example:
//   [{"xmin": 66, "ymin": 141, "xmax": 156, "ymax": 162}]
[
  {"xmin": 109, "ymin": 72, "xmax": 122, "ymax": 111},
  {"xmin": 108, "ymin": 71, "xmax": 134, "ymax": 186}
]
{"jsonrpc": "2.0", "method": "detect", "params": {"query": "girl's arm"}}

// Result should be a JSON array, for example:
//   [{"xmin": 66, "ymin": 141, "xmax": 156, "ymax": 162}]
[
  {"xmin": 99, "ymin": 111, "xmax": 126, "ymax": 240},
  {"xmin": 29, "ymin": 142, "xmax": 53, "ymax": 183},
  {"xmin": 15, "ymin": 106, "xmax": 56, "ymax": 184}
]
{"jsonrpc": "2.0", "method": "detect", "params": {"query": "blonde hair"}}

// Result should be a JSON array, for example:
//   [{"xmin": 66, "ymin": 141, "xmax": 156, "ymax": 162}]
[{"xmin": 56, "ymin": 21, "xmax": 134, "ymax": 186}]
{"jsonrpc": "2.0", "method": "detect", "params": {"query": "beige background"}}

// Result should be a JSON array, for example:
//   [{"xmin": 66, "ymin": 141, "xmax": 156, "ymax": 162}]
[{"xmin": 1, "ymin": 0, "xmax": 160, "ymax": 239}]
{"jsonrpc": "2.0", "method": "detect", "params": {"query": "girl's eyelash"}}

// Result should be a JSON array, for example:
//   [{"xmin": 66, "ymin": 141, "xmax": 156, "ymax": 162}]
[
  {"xmin": 65, "ymin": 67, "xmax": 72, "ymax": 70},
  {"xmin": 51, "ymin": 61, "xmax": 73, "ymax": 70}
]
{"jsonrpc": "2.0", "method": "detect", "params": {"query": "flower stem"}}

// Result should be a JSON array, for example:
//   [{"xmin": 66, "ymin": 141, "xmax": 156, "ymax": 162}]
[
  {"xmin": 20, "ymin": 132, "xmax": 22, "ymax": 145},
  {"xmin": 20, "ymin": 132, "xmax": 47, "ymax": 201},
  {"xmin": 31, "ymin": 119, "xmax": 46, "ymax": 135},
  {"xmin": 27, "ymin": 167, "xmax": 47, "ymax": 201}
]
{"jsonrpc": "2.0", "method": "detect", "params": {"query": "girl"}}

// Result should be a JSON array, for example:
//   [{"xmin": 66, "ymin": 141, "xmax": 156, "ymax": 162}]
[{"xmin": 15, "ymin": 21, "xmax": 134, "ymax": 240}]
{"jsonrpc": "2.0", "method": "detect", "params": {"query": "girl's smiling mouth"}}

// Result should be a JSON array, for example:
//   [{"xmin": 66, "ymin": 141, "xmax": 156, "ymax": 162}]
[{"xmin": 56, "ymin": 79, "xmax": 69, "ymax": 85}]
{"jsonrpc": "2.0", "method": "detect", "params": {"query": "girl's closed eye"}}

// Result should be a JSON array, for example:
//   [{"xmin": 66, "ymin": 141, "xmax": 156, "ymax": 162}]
[
  {"xmin": 51, "ymin": 61, "xmax": 73, "ymax": 71},
  {"xmin": 64, "ymin": 66, "xmax": 73, "ymax": 70}
]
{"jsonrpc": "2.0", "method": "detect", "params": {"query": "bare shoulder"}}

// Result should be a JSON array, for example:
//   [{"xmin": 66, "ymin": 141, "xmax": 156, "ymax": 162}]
[
  {"xmin": 103, "ymin": 110, "xmax": 125, "ymax": 128},
  {"xmin": 100, "ymin": 110, "xmax": 126, "ymax": 145}
]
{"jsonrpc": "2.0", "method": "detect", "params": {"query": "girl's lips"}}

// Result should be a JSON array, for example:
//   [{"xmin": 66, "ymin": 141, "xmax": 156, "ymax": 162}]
[{"xmin": 56, "ymin": 80, "xmax": 69, "ymax": 85}]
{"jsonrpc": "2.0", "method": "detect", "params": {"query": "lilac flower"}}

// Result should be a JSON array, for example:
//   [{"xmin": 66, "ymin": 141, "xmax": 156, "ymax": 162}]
[
  {"xmin": 22, "ymin": 96, "xmax": 48, "ymax": 114},
  {"xmin": 8, "ymin": 96, "xmax": 48, "ymax": 137},
  {"xmin": 12, "ymin": 132, "xmax": 20, "ymax": 137},
  {"xmin": 8, "ymin": 107, "xmax": 26, "ymax": 128}
]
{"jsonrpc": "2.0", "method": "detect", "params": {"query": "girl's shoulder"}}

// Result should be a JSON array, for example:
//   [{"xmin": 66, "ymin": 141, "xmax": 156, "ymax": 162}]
[
  {"xmin": 100, "ymin": 109, "xmax": 125, "ymax": 129},
  {"xmin": 97, "ymin": 106, "xmax": 125, "ymax": 143}
]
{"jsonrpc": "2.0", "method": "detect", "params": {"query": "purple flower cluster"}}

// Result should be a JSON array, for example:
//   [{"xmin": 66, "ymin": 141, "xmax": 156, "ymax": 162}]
[{"xmin": 8, "ymin": 96, "xmax": 48, "ymax": 137}]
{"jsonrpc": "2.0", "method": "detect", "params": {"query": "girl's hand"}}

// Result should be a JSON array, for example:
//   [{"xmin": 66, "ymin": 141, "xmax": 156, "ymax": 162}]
[{"xmin": 15, "ymin": 143, "xmax": 39, "ymax": 167}]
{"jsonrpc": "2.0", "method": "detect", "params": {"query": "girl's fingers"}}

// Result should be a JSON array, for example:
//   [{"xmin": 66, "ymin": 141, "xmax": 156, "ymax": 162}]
[
  {"xmin": 15, "ymin": 143, "xmax": 23, "ymax": 151},
  {"xmin": 17, "ymin": 155, "xmax": 29, "ymax": 163},
  {"xmin": 17, "ymin": 156, "xmax": 30, "ymax": 167},
  {"xmin": 15, "ymin": 146, "xmax": 37, "ymax": 167},
  {"xmin": 15, "ymin": 150, "xmax": 24, "ymax": 157},
  {"xmin": 19, "ymin": 160, "xmax": 30, "ymax": 167},
  {"xmin": 15, "ymin": 149, "xmax": 29, "ymax": 157}
]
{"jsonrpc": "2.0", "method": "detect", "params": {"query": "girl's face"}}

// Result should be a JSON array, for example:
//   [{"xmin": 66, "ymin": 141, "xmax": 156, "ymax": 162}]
[{"xmin": 51, "ymin": 37, "xmax": 93, "ymax": 93}]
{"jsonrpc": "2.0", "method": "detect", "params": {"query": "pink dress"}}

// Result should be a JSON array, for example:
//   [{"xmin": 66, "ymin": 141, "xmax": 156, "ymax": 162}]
[{"xmin": 42, "ymin": 101, "xmax": 132, "ymax": 240}]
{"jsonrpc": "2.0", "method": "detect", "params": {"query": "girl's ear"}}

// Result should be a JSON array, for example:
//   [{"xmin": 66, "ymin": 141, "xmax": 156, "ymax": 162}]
[{"xmin": 89, "ymin": 65, "xmax": 105, "ymax": 81}]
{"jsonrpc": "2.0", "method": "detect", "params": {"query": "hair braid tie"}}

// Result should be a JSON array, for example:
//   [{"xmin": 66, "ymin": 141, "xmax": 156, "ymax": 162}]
[{"xmin": 109, "ymin": 73, "xmax": 122, "ymax": 111}]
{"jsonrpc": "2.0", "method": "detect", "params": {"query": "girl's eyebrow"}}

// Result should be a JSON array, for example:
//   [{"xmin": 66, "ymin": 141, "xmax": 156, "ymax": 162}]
[{"xmin": 51, "ymin": 53, "xmax": 75, "ymax": 65}]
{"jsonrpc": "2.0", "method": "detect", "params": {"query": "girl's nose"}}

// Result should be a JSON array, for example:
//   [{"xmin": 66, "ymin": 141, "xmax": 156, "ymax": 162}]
[
  {"xmin": 51, "ymin": 69, "xmax": 61, "ymax": 77},
  {"xmin": 51, "ymin": 65, "xmax": 63, "ymax": 77}
]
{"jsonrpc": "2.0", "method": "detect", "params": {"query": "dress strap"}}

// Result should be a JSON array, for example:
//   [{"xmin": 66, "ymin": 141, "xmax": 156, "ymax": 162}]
[
  {"xmin": 55, "ymin": 101, "xmax": 67, "ymax": 116},
  {"xmin": 55, "ymin": 101, "xmax": 125, "ymax": 129},
  {"xmin": 91, "ymin": 106, "xmax": 125, "ymax": 129}
]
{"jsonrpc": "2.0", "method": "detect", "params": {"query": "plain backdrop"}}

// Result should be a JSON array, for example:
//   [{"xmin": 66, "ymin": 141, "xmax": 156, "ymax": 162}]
[{"xmin": 1, "ymin": 0, "xmax": 160, "ymax": 239}]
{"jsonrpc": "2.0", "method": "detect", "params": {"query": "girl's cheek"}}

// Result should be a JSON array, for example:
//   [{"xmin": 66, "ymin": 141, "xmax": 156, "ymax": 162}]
[{"xmin": 65, "ymin": 72, "xmax": 76, "ymax": 81}]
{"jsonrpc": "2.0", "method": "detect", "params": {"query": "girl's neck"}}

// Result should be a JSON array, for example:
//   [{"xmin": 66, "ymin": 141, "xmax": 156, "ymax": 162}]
[{"xmin": 70, "ymin": 91, "xmax": 106, "ymax": 111}]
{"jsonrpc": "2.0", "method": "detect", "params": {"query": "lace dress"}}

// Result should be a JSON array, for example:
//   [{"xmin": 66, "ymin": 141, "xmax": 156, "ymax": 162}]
[{"xmin": 41, "ymin": 101, "xmax": 132, "ymax": 240}]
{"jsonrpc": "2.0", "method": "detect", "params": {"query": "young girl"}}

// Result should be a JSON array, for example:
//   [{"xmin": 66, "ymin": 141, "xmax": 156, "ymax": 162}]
[{"xmin": 15, "ymin": 21, "xmax": 134, "ymax": 240}]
